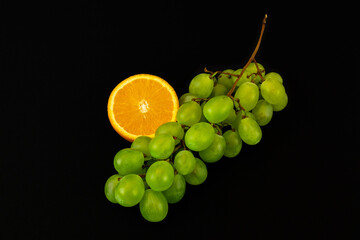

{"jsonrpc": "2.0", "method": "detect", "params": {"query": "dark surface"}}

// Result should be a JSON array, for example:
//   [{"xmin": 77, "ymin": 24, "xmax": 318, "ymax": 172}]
[{"xmin": 1, "ymin": 2, "xmax": 358, "ymax": 239}]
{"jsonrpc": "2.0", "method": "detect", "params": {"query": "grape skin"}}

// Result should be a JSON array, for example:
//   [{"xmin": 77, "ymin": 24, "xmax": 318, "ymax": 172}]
[
  {"xmin": 131, "ymin": 136, "xmax": 152, "ymax": 157},
  {"xmin": 104, "ymin": 174, "xmax": 122, "ymax": 203},
  {"xmin": 237, "ymin": 117, "xmax": 262, "ymax": 145},
  {"xmin": 140, "ymin": 189, "xmax": 168, "ymax": 222},
  {"xmin": 146, "ymin": 161, "xmax": 175, "ymax": 192},
  {"xmin": 155, "ymin": 122, "xmax": 184, "ymax": 145},
  {"xmin": 234, "ymin": 82, "xmax": 259, "ymax": 111},
  {"xmin": 173, "ymin": 150, "xmax": 196, "ymax": 175},
  {"xmin": 260, "ymin": 78, "xmax": 286, "ymax": 105},
  {"xmin": 199, "ymin": 134, "xmax": 226, "ymax": 163},
  {"xmin": 223, "ymin": 130, "xmax": 242, "ymax": 158},
  {"xmin": 252, "ymin": 99, "xmax": 273, "ymax": 126},
  {"xmin": 184, "ymin": 122, "xmax": 215, "ymax": 151},
  {"xmin": 189, "ymin": 73, "xmax": 214, "ymax": 98},
  {"xmin": 114, "ymin": 174, "xmax": 145, "ymax": 207},
  {"xmin": 113, "ymin": 148, "xmax": 144, "ymax": 176},
  {"xmin": 148, "ymin": 133, "xmax": 175, "ymax": 159},
  {"xmin": 184, "ymin": 158, "xmax": 208, "ymax": 185},
  {"xmin": 162, "ymin": 174, "xmax": 186, "ymax": 204},
  {"xmin": 272, "ymin": 92, "xmax": 288, "ymax": 111},
  {"xmin": 203, "ymin": 95, "xmax": 234, "ymax": 124},
  {"xmin": 176, "ymin": 101, "xmax": 202, "ymax": 127}
]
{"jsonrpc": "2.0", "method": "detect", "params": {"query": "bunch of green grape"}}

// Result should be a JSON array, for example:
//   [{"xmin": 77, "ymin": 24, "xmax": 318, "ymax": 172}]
[{"xmin": 104, "ymin": 62, "xmax": 288, "ymax": 222}]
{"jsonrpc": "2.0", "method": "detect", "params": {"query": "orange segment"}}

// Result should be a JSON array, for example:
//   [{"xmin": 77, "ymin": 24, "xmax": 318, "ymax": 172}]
[{"xmin": 108, "ymin": 74, "xmax": 179, "ymax": 142}]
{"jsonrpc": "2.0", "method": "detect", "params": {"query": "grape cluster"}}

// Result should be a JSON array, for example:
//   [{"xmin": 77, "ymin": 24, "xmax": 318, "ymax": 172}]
[{"xmin": 104, "ymin": 62, "xmax": 288, "ymax": 222}]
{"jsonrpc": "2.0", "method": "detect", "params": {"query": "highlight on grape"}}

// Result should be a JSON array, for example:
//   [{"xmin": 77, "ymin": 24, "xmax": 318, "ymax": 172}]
[{"xmin": 104, "ymin": 14, "xmax": 288, "ymax": 222}]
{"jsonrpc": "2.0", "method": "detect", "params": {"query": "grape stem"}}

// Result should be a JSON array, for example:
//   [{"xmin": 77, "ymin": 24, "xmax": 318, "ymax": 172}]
[
  {"xmin": 226, "ymin": 14, "xmax": 268, "ymax": 97},
  {"xmin": 173, "ymin": 144, "xmax": 183, "ymax": 154},
  {"xmin": 253, "ymin": 58, "xmax": 266, "ymax": 83}
]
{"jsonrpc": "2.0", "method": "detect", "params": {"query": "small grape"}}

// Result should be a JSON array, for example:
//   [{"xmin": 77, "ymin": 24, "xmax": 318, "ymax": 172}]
[
  {"xmin": 264, "ymin": 72, "xmax": 283, "ymax": 84},
  {"xmin": 210, "ymin": 83, "xmax": 228, "ymax": 97},
  {"xmin": 272, "ymin": 92, "xmax": 288, "ymax": 111},
  {"xmin": 223, "ymin": 130, "xmax": 242, "ymax": 158},
  {"xmin": 184, "ymin": 122, "xmax": 215, "ymax": 151},
  {"xmin": 140, "ymin": 189, "xmax": 168, "ymax": 222},
  {"xmin": 217, "ymin": 69, "xmax": 234, "ymax": 89},
  {"xmin": 104, "ymin": 174, "xmax": 122, "ymax": 203},
  {"xmin": 113, "ymin": 148, "xmax": 144, "ymax": 175},
  {"xmin": 131, "ymin": 136, "xmax": 152, "ymax": 157},
  {"xmin": 146, "ymin": 161, "xmax": 174, "ymax": 191},
  {"xmin": 260, "ymin": 78, "xmax": 286, "ymax": 105},
  {"xmin": 179, "ymin": 92, "xmax": 198, "ymax": 106},
  {"xmin": 222, "ymin": 108, "xmax": 236, "ymax": 124},
  {"xmin": 189, "ymin": 73, "xmax": 214, "ymax": 98},
  {"xmin": 203, "ymin": 95, "xmax": 234, "ymax": 123},
  {"xmin": 184, "ymin": 158, "xmax": 208, "ymax": 185},
  {"xmin": 176, "ymin": 101, "xmax": 202, "ymax": 126},
  {"xmin": 199, "ymin": 134, "xmax": 226, "ymax": 163},
  {"xmin": 162, "ymin": 174, "xmax": 186, "ymax": 204},
  {"xmin": 148, "ymin": 134, "xmax": 175, "ymax": 159},
  {"xmin": 173, "ymin": 150, "xmax": 196, "ymax": 175},
  {"xmin": 114, "ymin": 174, "xmax": 145, "ymax": 207},
  {"xmin": 237, "ymin": 117, "xmax": 262, "ymax": 145},
  {"xmin": 155, "ymin": 122, "xmax": 184, "ymax": 145},
  {"xmin": 234, "ymin": 82, "xmax": 259, "ymax": 111},
  {"xmin": 252, "ymin": 99, "xmax": 273, "ymax": 126}
]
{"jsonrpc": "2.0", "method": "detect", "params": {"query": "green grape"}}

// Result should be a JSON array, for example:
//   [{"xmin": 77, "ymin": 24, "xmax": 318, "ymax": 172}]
[
  {"xmin": 140, "ymin": 189, "xmax": 168, "ymax": 222},
  {"xmin": 179, "ymin": 92, "xmax": 198, "ymax": 106},
  {"xmin": 184, "ymin": 122, "xmax": 215, "ymax": 151},
  {"xmin": 272, "ymin": 92, "xmax": 288, "ymax": 111},
  {"xmin": 231, "ymin": 68, "xmax": 252, "ymax": 87},
  {"xmin": 104, "ymin": 174, "xmax": 122, "ymax": 203},
  {"xmin": 184, "ymin": 158, "xmax": 208, "ymax": 185},
  {"xmin": 237, "ymin": 117, "xmax": 262, "ymax": 145},
  {"xmin": 162, "ymin": 174, "xmax": 186, "ymax": 204},
  {"xmin": 246, "ymin": 62, "xmax": 265, "ymax": 84},
  {"xmin": 252, "ymin": 99, "xmax": 273, "ymax": 126},
  {"xmin": 265, "ymin": 72, "xmax": 283, "ymax": 84},
  {"xmin": 199, "ymin": 134, "xmax": 226, "ymax": 163},
  {"xmin": 173, "ymin": 150, "xmax": 196, "ymax": 175},
  {"xmin": 189, "ymin": 73, "xmax": 214, "ymax": 98},
  {"xmin": 222, "ymin": 108, "xmax": 236, "ymax": 124},
  {"xmin": 260, "ymin": 78, "xmax": 286, "ymax": 105},
  {"xmin": 223, "ymin": 130, "xmax": 242, "ymax": 158},
  {"xmin": 210, "ymin": 83, "xmax": 228, "ymax": 97},
  {"xmin": 131, "ymin": 136, "xmax": 152, "ymax": 157},
  {"xmin": 114, "ymin": 148, "xmax": 144, "ymax": 175},
  {"xmin": 155, "ymin": 122, "xmax": 184, "ymax": 145},
  {"xmin": 234, "ymin": 82, "xmax": 259, "ymax": 111},
  {"xmin": 217, "ymin": 69, "xmax": 234, "ymax": 89},
  {"xmin": 231, "ymin": 110, "xmax": 256, "ymax": 132},
  {"xmin": 146, "ymin": 161, "xmax": 174, "ymax": 191},
  {"xmin": 114, "ymin": 174, "xmax": 145, "ymax": 207},
  {"xmin": 148, "ymin": 134, "xmax": 175, "ymax": 159},
  {"xmin": 203, "ymin": 95, "xmax": 234, "ymax": 123},
  {"xmin": 176, "ymin": 101, "xmax": 202, "ymax": 126}
]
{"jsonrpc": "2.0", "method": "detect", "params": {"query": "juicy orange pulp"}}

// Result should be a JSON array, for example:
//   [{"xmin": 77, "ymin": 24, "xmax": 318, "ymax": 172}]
[{"xmin": 108, "ymin": 74, "xmax": 179, "ymax": 142}]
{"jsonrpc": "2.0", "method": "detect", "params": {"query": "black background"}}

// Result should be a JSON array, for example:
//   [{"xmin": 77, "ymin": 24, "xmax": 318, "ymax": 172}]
[{"xmin": 1, "ymin": 1, "xmax": 358, "ymax": 239}]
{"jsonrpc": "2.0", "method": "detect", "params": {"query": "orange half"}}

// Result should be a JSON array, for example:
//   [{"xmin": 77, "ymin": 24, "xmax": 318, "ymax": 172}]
[{"xmin": 107, "ymin": 74, "xmax": 179, "ymax": 142}]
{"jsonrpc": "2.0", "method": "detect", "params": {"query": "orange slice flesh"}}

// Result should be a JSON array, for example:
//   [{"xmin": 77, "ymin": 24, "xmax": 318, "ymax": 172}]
[{"xmin": 108, "ymin": 74, "xmax": 179, "ymax": 142}]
